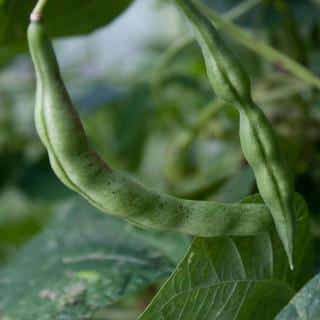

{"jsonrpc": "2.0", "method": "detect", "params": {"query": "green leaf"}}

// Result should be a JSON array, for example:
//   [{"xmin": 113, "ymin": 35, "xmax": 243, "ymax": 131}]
[
  {"xmin": 275, "ymin": 273, "xmax": 320, "ymax": 320},
  {"xmin": 139, "ymin": 237, "xmax": 293, "ymax": 320},
  {"xmin": 0, "ymin": 0, "xmax": 132, "ymax": 63},
  {"xmin": 0, "ymin": 196, "xmax": 188, "ymax": 319},
  {"xmin": 0, "ymin": 187, "xmax": 51, "ymax": 263},
  {"xmin": 138, "ymin": 194, "xmax": 313, "ymax": 320}
]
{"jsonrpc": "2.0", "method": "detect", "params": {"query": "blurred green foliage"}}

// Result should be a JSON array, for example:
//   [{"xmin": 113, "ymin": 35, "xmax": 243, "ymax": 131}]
[
  {"xmin": 1, "ymin": 0, "xmax": 320, "ymax": 317},
  {"xmin": 0, "ymin": 0, "xmax": 132, "ymax": 63}
]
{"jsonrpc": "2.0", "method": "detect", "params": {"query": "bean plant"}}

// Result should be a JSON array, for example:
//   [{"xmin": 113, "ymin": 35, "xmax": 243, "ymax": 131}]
[{"xmin": 1, "ymin": 0, "xmax": 319, "ymax": 319}]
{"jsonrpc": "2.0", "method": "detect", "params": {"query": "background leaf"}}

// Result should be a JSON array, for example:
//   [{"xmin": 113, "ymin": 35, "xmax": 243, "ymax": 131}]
[
  {"xmin": 0, "ymin": 0, "xmax": 132, "ymax": 63},
  {"xmin": 0, "ymin": 196, "xmax": 189, "ymax": 319}
]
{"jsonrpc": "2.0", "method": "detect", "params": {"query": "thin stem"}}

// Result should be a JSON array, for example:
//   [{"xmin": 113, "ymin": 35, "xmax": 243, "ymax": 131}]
[
  {"xmin": 224, "ymin": 0, "xmax": 261, "ymax": 21},
  {"xmin": 254, "ymin": 82, "xmax": 310, "ymax": 103},
  {"xmin": 152, "ymin": 34, "xmax": 192, "ymax": 85},
  {"xmin": 191, "ymin": 100, "xmax": 225, "ymax": 137},
  {"xmin": 30, "ymin": 0, "xmax": 49, "ymax": 21}
]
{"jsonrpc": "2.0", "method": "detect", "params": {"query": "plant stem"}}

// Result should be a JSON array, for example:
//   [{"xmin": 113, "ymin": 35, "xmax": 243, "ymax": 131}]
[
  {"xmin": 30, "ymin": 0, "xmax": 49, "ymax": 22},
  {"xmin": 152, "ymin": 34, "xmax": 192, "ymax": 85},
  {"xmin": 224, "ymin": 0, "xmax": 261, "ymax": 21},
  {"xmin": 254, "ymin": 82, "xmax": 310, "ymax": 103},
  {"xmin": 190, "ymin": 100, "xmax": 225, "ymax": 138}
]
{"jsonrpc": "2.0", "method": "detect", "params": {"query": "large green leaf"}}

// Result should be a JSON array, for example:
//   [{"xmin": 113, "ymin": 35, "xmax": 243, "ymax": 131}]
[
  {"xmin": 138, "ymin": 194, "xmax": 313, "ymax": 320},
  {"xmin": 0, "ymin": 0, "xmax": 132, "ymax": 63},
  {"xmin": 275, "ymin": 273, "xmax": 320, "ymax": 320},
  {"xmin": 0, "ymin": 196, "xmax": 188, "ymax": 319}
]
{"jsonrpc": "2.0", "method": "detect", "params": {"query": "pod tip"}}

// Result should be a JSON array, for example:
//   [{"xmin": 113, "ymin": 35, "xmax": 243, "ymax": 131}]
[
  {"xmin": 289, "ymin": 257, "xmax": 294, "ymax": 271},
  {"xmin": 286, "ymin": 248, "xmax": 294, "ymax": 271}
]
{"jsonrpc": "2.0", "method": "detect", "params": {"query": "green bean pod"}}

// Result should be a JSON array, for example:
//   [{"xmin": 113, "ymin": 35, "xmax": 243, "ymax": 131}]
[
  {"xmin": 175, "ymin": 0, "xmax": 295, "ymax": 268},
  {"xmin": 27, "ymin": 19, "xmax": 274, "ymax": 239}
]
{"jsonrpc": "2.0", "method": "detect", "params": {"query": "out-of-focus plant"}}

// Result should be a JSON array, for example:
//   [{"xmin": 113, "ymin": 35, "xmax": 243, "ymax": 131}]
[{"xmin": 1, "ymin": 0, "xmax": 320, "ymax": 318}]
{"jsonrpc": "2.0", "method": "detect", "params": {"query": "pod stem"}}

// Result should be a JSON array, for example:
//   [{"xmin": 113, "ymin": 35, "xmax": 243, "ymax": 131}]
[{"xmin": 30, "ymin": 0, "xmax": 49, "ymax": 22}]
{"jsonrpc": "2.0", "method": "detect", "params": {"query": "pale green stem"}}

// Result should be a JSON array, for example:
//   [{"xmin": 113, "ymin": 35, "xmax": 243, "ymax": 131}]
[
  {"xmin": 150, "ymin": 35, "xmax": 192, "ymax": 104},
  {"xmin": 189, "ymin": 100, "xmax": 225, "ymax": 139},
  {"xmin": 30, "ymin": 0, "xmax": 49, "ymax": 21},
  {"xmin": 180, "ymin": 99, "xmax": 225, "ymax": 151},
  {"xmin": 254, "ymin": 82, "xmax": 310, "ymax": 103},
  {"xmin": 224, "ymin": 0, "xmax": 261, "ymax": 20}
]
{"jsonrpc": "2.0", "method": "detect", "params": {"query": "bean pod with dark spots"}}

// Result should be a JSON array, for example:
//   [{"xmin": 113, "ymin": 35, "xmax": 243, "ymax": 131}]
[
  {"xmin": 175, "ymin": 0, "xmax": 295, "ymax": 268},
  {"xmin": 27, "ymin": 18, "xmax": 274, "ymax": 240}
]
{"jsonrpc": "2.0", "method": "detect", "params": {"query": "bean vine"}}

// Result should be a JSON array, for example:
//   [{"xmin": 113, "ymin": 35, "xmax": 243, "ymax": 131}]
[{"xmin": 28, "ymin": 0, "xmax": 296, "ymax": 268}]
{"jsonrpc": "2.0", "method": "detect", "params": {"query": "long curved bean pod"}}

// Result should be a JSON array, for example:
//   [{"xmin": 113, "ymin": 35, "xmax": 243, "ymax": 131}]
[
  {"xmin": 27, "ymin": 18, "xmax": 274, "ymax": 239},
  {"xmin": 175, "ymin": 0, "xmax": 295, "ymax": 268}
]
